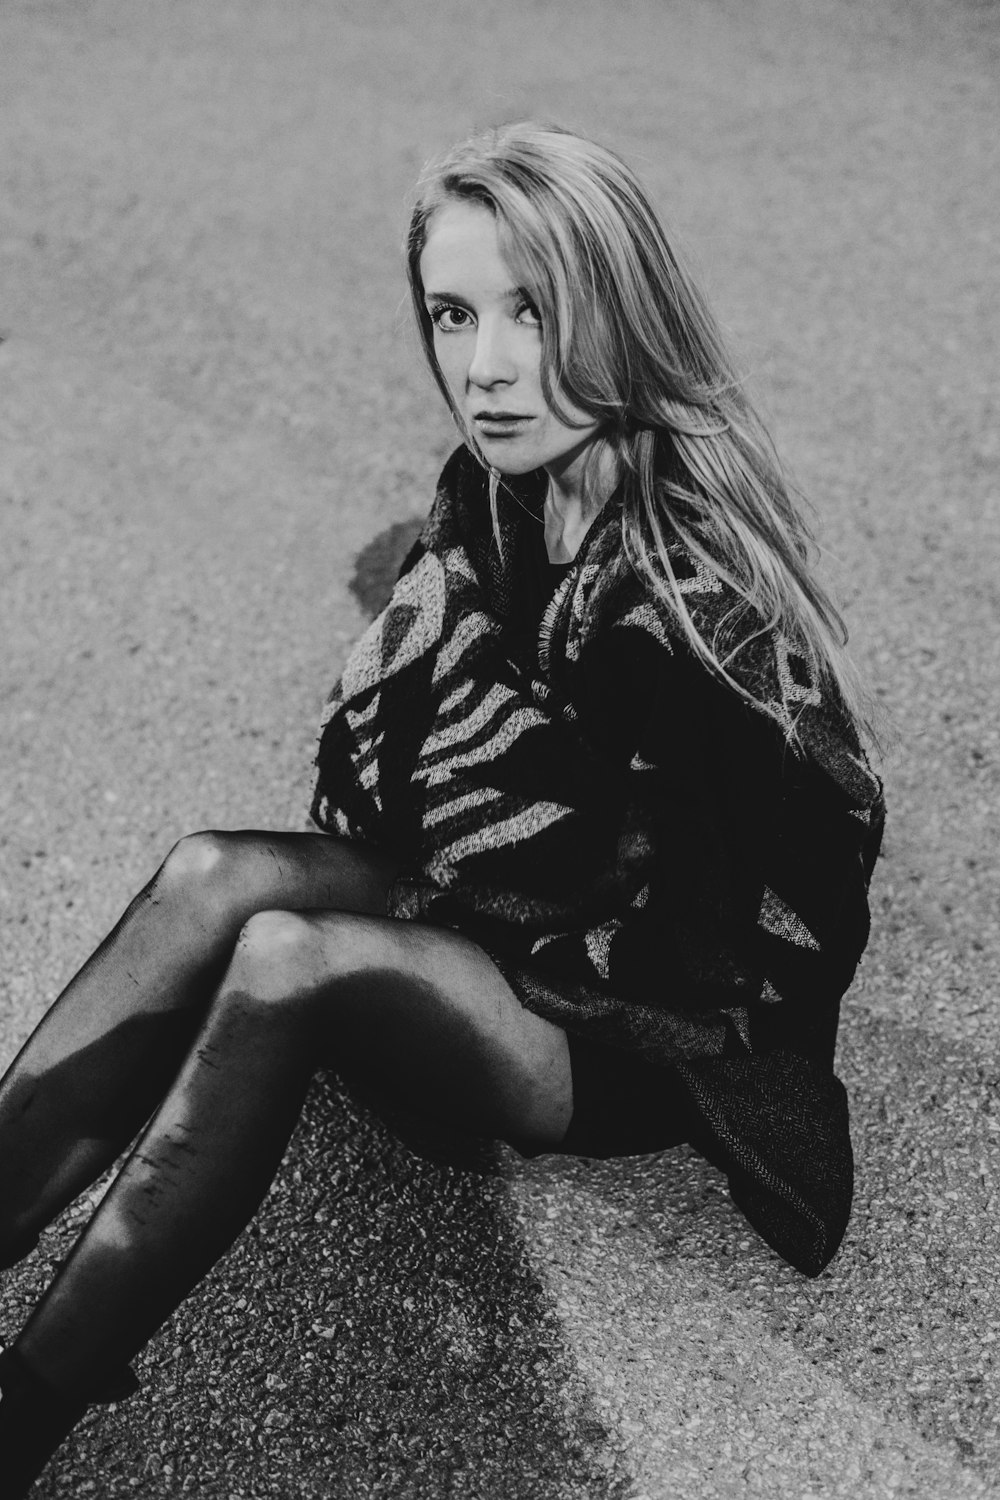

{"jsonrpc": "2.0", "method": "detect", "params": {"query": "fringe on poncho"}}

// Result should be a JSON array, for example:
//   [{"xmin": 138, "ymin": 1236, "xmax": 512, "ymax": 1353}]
[{"xmin": 312, "ymin": 446, "xmax": 885, "ymax": 1276}]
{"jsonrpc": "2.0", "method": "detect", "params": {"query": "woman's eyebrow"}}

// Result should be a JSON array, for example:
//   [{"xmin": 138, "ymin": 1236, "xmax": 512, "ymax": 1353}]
[
  {"xmin": 423, "ymin": 290, "xmax": 472, "ymax": 307},
  {"xmin": 423, "ymin": 286, "xmax": 527, "ymax": 306}
]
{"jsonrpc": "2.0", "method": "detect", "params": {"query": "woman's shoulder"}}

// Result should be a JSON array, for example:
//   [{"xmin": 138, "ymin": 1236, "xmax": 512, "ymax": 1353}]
[
  {"xmin": 435, "ymin": 442, "xmax": 481, "ymax": 495},
  {"xmin": 415, "ymin": 444, "xmax": 481, "ymax": 548},
  {"xmin": 422, "ymin": 444, "xmax": 503, "ymax": 554},
  {"xmin": 569, "ymin": 524, "xmax": 882, "ymax": 812},
  {"xmin": 423, "ymin": 446, "xmax": 550, "ymax": 586}
]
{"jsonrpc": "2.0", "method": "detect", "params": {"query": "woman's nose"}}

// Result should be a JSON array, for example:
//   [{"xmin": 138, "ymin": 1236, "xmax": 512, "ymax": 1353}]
[{"xmin": 467, "ymin": 319, "xmax": 516, "ymax": 389}]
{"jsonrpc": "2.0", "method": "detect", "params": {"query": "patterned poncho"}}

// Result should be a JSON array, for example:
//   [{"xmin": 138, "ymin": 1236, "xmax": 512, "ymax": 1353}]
[{"xmin": 312, "ymin": 446, "xmax": 885, "ymax": 1275}]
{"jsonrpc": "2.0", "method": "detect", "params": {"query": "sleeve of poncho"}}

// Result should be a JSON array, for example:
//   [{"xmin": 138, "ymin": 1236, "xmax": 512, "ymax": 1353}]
[
  {"xmin": 566, "ymin": 611, "xmax": 884, "ymax": 1275},
  {"xmin": 572, "ymin": 610, "xmax": 882, "ymax": 1040}
]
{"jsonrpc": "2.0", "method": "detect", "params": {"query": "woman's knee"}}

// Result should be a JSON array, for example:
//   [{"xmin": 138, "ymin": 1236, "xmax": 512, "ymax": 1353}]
[
  {"xmin": 155, "ymin": 831, "xmax": 398, "ymax": 929},
  {"xmin": 153, "ymin": 831, "xmax": 251, "ymax": 920},
  {"xmin": 227, "ymin": 908, "xmax": 328, "ymax": 1004},
  {"xmin": 223, "ymin": 909, "xmax": 407, "ymax": 1013},
  {"xmin": 157, "ymin": 830, "xmax": 232, "ymax": 888}
]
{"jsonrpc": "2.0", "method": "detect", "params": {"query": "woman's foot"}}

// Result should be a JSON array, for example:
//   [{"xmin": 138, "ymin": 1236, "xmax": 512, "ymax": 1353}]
[
  {"xmin": 0, "ymin": 1341, "xmax": 138, "ymax": 1404},
  {"xmin": 0, "ymin": 1233, "xmax": 39, "ymax": 1272},
  {"xmin": 0, "ymin": 1345, "xmax": 90, "ymax": 1498}
]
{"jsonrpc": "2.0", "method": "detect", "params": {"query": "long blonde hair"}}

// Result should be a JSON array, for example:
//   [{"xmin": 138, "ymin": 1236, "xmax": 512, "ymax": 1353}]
[{"xmin": 406, "ymin": 121, "xmax": 874, "ymax": 743}]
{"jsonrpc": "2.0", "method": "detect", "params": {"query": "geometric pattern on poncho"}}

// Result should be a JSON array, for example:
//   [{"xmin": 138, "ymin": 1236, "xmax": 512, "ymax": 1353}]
[{"xmin": 312, "ymin": 445, "xmax": 886, "ymax": 1276}]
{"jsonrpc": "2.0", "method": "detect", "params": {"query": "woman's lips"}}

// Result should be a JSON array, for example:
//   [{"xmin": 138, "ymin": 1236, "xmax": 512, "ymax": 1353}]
[{"xmin": 473, "ymin": 412, "xmax": 534, "ymax": 437}]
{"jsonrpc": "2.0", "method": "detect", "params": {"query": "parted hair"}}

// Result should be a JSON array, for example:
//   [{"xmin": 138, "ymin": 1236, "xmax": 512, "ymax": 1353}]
[{"xmin": 405, "ymin": 120, "xmax": 874, "ymax": 742}]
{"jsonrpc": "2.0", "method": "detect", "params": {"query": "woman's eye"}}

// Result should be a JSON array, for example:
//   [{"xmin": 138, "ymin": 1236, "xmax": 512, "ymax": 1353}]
[
  {"xmin": 430, "ymin": 305, "xmax": 472, "ymax": 332},
  {"xmin": 517, "ymin": 300, "xmax": 541, "ymax": 326}
]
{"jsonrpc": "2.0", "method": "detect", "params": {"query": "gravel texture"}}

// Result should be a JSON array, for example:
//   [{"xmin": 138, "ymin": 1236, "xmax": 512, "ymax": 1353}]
[{"xmin": 0, "ymin": 0, "xmax": 998, "ymax": 1495}]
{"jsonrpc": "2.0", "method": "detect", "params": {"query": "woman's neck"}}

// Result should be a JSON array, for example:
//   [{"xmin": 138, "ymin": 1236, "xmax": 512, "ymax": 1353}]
[{"xmin": 543, "ymin": 445, "xmax": 618, "ymax": 562}]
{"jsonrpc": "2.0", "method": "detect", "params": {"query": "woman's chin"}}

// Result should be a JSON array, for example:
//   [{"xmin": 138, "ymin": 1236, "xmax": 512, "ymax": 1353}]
[
  {"xmin": 490, "ymin": 459, "xmax": 541, "ymax": 477},
  {"xmin": 475, "ymin": 444, "xmax": 541, "ymax": 476}
]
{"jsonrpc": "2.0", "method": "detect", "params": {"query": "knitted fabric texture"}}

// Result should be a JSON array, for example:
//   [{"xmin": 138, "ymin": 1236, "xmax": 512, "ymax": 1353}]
[{"xmin": 312, "ymin": 446, "xmax": 885, "ymax": 1275}]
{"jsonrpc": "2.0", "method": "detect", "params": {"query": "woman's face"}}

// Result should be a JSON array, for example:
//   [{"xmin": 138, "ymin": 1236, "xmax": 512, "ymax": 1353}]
[{"xmin": 419, "ymin": 199, "xmax": 603, "ymax": 492}]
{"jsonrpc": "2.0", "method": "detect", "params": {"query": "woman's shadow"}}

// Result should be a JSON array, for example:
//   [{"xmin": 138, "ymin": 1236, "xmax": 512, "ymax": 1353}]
[{"xmin": 20, "ymin": 1074, "xmax": 631, "ymax": 1498}]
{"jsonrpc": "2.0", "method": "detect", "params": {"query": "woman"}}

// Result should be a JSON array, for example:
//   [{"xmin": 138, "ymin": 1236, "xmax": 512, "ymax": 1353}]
[{"xmin": 0, "ymin": 122, "xmax": 883, "ymax": 1492}]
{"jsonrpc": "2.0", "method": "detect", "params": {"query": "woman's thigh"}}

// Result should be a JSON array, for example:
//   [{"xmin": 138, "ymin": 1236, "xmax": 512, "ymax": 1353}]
[
  {"xmin": 160, "ymin": 829, "xmax": 400, "ymax": 929},
  {"xmin": 233, "ymin": 907, "xmax": 573, "ymax": 1153}
]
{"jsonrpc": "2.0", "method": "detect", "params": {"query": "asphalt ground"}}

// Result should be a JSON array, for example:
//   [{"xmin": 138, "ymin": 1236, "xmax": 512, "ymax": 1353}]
[{"xmin": 0, "ymin": 0, "xmax": 998, "ymax": 1495}]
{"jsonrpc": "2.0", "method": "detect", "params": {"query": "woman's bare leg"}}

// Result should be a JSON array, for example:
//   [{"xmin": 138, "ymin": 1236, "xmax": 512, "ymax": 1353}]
[
  {"xmin": 0, "ymin": 832, "xmax": 398, "ymax": 1260},
  {"xmin": 9, "ymin": 909, "xmax": 571, "ymax": 1401}
]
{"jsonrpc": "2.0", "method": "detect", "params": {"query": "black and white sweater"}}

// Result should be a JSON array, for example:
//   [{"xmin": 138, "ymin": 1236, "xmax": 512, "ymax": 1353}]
[{"xmin": 312, "ymin": 446, "xmax": 885, "ymax": 1275}]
